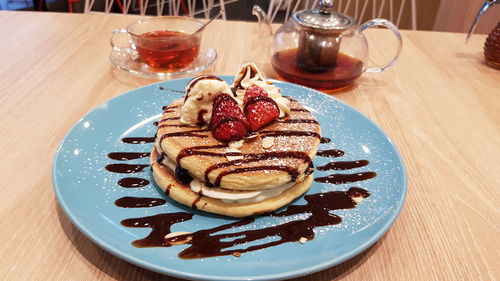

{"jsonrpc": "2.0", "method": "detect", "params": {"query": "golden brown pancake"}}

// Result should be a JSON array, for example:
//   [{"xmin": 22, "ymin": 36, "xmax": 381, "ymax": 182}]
[
  {"xmin": 156, "ymin": 98, "xmax": 321, "ymax": 191},
  {"xmin": 150, "ymin": 147, "xmax": 313, "ymax": 217}
]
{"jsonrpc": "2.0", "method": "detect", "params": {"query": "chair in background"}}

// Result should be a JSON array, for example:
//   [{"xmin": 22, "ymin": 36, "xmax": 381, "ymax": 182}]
[
  {"xmin": 263, "ymin": 0, "xmax": 417, "ymax": 29},
  {"xmin": 0, "ymin": 0, "xmax": 32, "ymax": 10},
  {"xmin": 83, "ymin": 0, "xmax": 235, "ymax": 18}
]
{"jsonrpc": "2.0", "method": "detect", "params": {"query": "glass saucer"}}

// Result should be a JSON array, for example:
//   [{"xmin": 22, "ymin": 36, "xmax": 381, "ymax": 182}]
[{"xmin": 109, "ymin": 46, "xmax": 217, "ymax": 79}]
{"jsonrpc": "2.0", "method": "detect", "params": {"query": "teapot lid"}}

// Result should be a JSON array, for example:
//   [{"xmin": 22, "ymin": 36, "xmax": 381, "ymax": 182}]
[{"xmin": 292, "ymin": 0, "xmax": 356, "ymax": 31}]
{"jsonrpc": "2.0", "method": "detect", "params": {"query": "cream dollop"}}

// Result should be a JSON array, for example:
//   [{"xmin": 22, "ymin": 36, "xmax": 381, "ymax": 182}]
[
  {"xmin": 232, "ymin": 63, "xmax": 290, "ymax": 118},
  {"xmin": 180, "ymin": 77, "xmax": 232, "ymax": 125},
  {"xmin": 180, "ymin": 65, "xmax": 290, "ymax": 126},
  {"xmin": 190, "ymin": 177, "xmax": 296, "ymax": 204}
]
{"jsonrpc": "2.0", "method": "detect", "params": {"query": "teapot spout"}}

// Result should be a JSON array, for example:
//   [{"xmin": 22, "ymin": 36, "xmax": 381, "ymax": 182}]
[
  {"xmin": 252, "ymin": 5, "xmax": 273, "ymax": 35},
  {"xmin": 466, "ymin": 0, "xmax": 499, "ymax": 42}
]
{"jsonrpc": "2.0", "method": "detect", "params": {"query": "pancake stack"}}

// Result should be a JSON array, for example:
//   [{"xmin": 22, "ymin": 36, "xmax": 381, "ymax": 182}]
[{"xmin": 151, "ymin": 64, "xmax": 321, "ymax": 217}]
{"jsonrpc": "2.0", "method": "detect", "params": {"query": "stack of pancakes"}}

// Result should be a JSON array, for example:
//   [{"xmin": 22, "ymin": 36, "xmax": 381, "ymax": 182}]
[{"xmin": 151, "ymin": 77, "xmax": 321, "ymax": 217}]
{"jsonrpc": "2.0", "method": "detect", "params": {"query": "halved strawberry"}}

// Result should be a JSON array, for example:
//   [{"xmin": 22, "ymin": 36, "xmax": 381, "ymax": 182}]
[
  {"xmin": 243, "ymin": 85, "xmax": 279, "ymax": 131},
  {"xmin": 244, "ymin": 84, "xmax": 268, "ymax": 104},
  {"xmin": 213, "ymin": 120, "xmax": 248, "ymax": 142},
  {"xmin": 210, "ymin": 93, "xmax": 249, "ymax": 142}
]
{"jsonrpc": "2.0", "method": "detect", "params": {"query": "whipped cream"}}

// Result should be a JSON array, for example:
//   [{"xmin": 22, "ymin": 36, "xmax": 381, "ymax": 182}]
[
  {"xmin": 180, "ymin": 76, "xmax": 233, "ymax": 125},
  {"xmin": 190, "ymin": 177, "xmax": 295, "ymax": 204},
  {"xmin": 232, "ymin": 63, "xmax": 290, "ymax": 118},
  {"xmin": 179, "ymin": 64, "xmax": 291, "ymax": 126}
]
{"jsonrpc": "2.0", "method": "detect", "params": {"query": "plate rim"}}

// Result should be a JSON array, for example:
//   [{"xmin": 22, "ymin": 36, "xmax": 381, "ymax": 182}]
[{"xmin": 52, "ymin": 77, "xmax": 407, "ymax": 281}]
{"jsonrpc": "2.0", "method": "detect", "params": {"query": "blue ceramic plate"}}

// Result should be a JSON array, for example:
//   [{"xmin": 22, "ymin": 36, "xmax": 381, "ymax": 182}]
[{"xmin": 53, "ymin": 77, "xmax": 406, "ymax": 281}]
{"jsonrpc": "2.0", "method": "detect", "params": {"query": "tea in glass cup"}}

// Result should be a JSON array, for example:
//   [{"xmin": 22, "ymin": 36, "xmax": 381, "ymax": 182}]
[{"xmin": 111, "ymin": 17, "xmax": 203, "ymax": 71}]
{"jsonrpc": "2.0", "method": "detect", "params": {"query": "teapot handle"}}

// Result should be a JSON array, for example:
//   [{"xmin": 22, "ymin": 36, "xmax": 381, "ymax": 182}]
[
  {"xmin": 252, "ymin": 5, "xmax": 273, "ymax": 35},
  {"xmin": 359, "ymin": 19, "xmax": 402, "ymax": 73}
]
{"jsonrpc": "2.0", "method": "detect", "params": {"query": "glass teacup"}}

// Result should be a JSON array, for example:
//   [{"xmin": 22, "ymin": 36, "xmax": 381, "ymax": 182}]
[{"xmin": 111, "ymin": 17, "xmax": 204, "ymax": 71}]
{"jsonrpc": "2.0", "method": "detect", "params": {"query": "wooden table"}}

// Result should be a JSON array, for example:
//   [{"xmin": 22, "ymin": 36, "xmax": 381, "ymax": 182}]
[{"xmin": 1, "ymin": 11, "xmax": 498, "ymax": 281}]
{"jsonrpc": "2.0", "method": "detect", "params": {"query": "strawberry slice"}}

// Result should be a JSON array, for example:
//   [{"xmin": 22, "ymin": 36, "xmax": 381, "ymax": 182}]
[
  {"xmin": 243, "ymin": 84, "xmax": 269, "ymax": 104},
  {"xmin": 212, "ymin": 120, "xmax": 248, "ymax": 142},
  {"xmin": 210, "ymin": 93, "xmax": 249, "ymax": 142},
  {"xmin": 243, "ymin": 85, "xmax": 280, "ymax": 131}
]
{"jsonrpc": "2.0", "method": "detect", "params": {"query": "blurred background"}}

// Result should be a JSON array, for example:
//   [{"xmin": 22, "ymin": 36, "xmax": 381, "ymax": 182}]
[{"xmin": 0, "ymin": 0, "xmax": 498, "ymax": 33}]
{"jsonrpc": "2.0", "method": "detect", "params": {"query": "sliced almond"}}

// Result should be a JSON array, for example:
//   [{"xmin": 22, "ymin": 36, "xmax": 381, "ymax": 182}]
[
  {"xmin": 228, "ymin": 140, "xmax": 245, "ymax": 149},
  {"xmin": 232, "ymin": 252, "xmax": 242, "ymax": 257},
  {"xmin": 352, "ymin": 196, "xmax": 364, "ymax": 203},
  {"xmin": 261, "ymin": 136, "xmax": 274, "ymax": 149},
  {"xmin": 299, "ymin": 237, "xmax": 308, "ymax": 244},
  {"xmin": 245, "ymin": 133, "xmax": 259, "ymax": 139},
  {"xmin": 225, "ymin": 147, "xmax": 243, "ymax": 162},
  {"xmin": 226, "ymin": 154, "xmax": 244, "ymax": 162},
  {"xmin": 164, "ymin": 231, "xmax": 192, "ymax": 245}
]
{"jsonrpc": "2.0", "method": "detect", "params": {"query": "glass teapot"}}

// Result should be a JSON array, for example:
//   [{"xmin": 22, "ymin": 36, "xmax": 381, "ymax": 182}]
[{"xmin": 253, "ymin": 0, "xmax": 402, "ymax": 91}]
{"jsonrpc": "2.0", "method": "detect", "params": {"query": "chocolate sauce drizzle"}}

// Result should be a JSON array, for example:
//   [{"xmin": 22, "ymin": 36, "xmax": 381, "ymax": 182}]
[
  {"xmin": 121, "ymin": 187, "xmax": 370, "ymax": 259},
  {"xmin": 185, "ymin": 75, "xmax": 223, "ymax": 100},
  {"xmin": 160, "ymin": 117, "xmax": 181, "ymax": 122},
  {"xmin": 317, "ymin": 160, "xmax": 369, "ymax": 171},
  {"xmin": 277, "ymin": 119, "xmax": 319, "ymax": 124},
  {"xmin": 115, "ymin": 196, "xmax": 166, "ymax": 208},
  {"xmin": 243, "ymin": 96, "xmax": 279, "ymax": 116},
  {"xmin": 175, "ymin": 144, "xmax": 229, "ymax": 163},
  {"xmin": 160, "ymin": 110, "xmax": 322, "ymax": 187},
  {"xmin": 290, "ymin": 108, "xmax": 310, "ymax": 113},
  {"xmin": 320, "ymin": 137, "xmax": 331, "ymax": 144},
  {"xmin": 160, "ymin": 129, "xmax": 210, "ymax": 141},
  {"xmin": 260, "ymin": 130, "xmax": 321, "ymax": 139},
  {"xmin": 162, "ymin": 105, "xmax": 181, "ymax": 113},
  {"xmin": 121, "ymin": 213, "xmax": 194, "ymax": 247},
  {"xmin": 204, "ymin": 151, "xmax": 311, "ymax": 185},
  {"xmin": 108, "ymin": 152, "xmax": 150, "ymax": 161},
  {"xmin": 158, "ymin": 124, "xmax": 198, "ymax": 129},
  {"xmin": 106, "ymin": 141, "xmax": 152, "ymax": 188},
  {"xmin": 121, "ymin": 137, "xmax": 155, "ymax": 144},
  {"xmin": 317, "ymin": 149, "xmax": 345, "ymax": 157},
  {"xmin": 172, "ymin": 143, "xmax": 313, "ymax": 186},
  {"xmin": 158, "ymin": 86, "xmax": 184, "ymax": 93},
  {"xmin": 314, "ymin": 172, "xmax": 376, "ymax": 184},
  {"xmin": 231, "ymin": 65, "xmax": 258, "ymax": 93},
  {"xmin": 105, "ymin": 164, "xmax": 149, "ymax": 173},
  {"xmin": 118, "ymin": 177, "xmax": 150, "ymax": 188}
]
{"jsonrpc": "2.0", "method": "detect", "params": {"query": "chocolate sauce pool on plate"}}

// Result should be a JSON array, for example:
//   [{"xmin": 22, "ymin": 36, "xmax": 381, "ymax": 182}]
[
  {"xmin": 121, "ymin": 137, "xmax": 155, "ymax": 144},
  {"xmin": 105, "ymin": 164, "xmax": 149, "ymax": 173},
  {"xmin": 317, "ymin": 149, "xmax": 345, "ymax": 157},
  {"xmin": 314, "ymin": 172, "xmax": 376, "ymax": 184},
  {"xmin": 118, "ymin": 177, "xmax": 150, "ymax": 188},
  {"xmin": 320, "ymin": 137, "xmax": 331, "ymax": 143},
  {"xmin": 122, "ymin": 213, "xmax": 194, "ymax": 247},
  {"xmin": 115, "ymin": 196, "xmax": 166, "ymax": 208},
  {"xmin": 317, "ymin": 160, "xmax": 369, "ymax": 171},
  {"xmin": 121, "ymin": 187, "xmax": 370, "ymax": 259},
  {"xmin": 108, "ymin": 152, "xmax": 150, "ymax": 161}
]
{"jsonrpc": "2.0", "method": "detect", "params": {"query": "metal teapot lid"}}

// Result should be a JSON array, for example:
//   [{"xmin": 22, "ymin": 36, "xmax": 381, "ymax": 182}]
[{"xmin": 292, "ymin": 0, "xmax": 356, "ymax": 31}]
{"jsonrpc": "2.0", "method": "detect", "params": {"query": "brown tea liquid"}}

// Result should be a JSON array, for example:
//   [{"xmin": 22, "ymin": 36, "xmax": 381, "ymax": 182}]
[
  {"xmin": 272, "ymin": 48, "xmax": 364, "ymax": 91},
  {"xmin": 136, "ymin": 30, "xmax": 200, "ymax": 70}
]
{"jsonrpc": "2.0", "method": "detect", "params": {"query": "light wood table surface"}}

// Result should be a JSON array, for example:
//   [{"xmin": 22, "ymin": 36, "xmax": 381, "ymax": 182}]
[{"xmin": 0, "ymin": 11, "xmax": 498, "ymax": 281}]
